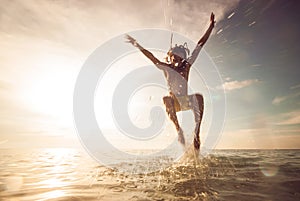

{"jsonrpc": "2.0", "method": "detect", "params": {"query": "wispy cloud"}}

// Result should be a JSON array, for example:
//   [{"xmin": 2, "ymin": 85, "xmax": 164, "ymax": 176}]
[
  {"xmin": 0, "ymin": 140, "xmax": 8, "ymax": 145},
  {"xmin": 217, "ymin": 127, "xmax": 300, "ymax": 149},
  {"xmin": 220, "ymin": 79, "xmax": 259, "ymax": 91},
  {"xmin": 290, "ymin": 83, "xmax": 300, "ymax": 90},
  {"xmin": 272, "ymin": 96, "xmax": 287, "ymax": 105},
  {"xmin": 0, "ymin": 0, "xmax": 240, "ymax": 48},
  {"xmin": 272, "ymin": 92, "xmax": 300, "ymax": 106},
  {"xmin": 275, "ymin": 110, "xmax": 300, "ymax": 125}
]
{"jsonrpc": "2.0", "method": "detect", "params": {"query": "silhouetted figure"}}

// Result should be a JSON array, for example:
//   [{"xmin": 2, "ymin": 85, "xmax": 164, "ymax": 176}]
[{"xmin": 126, "ymin": 13, "xmax": 215, "ymax": 150}]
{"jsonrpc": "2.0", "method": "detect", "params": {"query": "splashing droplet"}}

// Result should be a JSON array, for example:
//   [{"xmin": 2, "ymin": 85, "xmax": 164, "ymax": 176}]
[{"xmin": 260, "ymin": 163, "xmax": 279, "ymax": 177}]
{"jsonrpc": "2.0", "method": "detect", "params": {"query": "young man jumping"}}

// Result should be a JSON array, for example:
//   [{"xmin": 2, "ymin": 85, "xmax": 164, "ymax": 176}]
[{"xmin": 126, "ymin": 13, "xmax": 215, "ymax": 150}]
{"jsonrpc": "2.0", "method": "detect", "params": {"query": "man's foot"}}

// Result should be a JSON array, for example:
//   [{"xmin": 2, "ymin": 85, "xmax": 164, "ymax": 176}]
[
  {"xmin": 193, "ymin": 137, "xmax": 200, "ymax": 150},
  {"xmin": 178, "ymin": 130, "xmax": 185, "ymax": 146}
]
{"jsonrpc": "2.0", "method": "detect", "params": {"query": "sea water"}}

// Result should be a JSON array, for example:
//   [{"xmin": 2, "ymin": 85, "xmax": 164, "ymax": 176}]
[{"xmin": 0, "ymin": 148, "xmax": 299, "ymax": 200}]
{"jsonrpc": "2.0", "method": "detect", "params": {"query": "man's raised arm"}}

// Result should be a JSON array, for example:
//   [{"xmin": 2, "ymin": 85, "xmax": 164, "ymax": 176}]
[
  {"xmin": 187, "ymin": 12, "xmax": 215, "ymax": 66},
  {"xmin": 125, "ymin": 35, "xmax": 164, "ymax": 68}
]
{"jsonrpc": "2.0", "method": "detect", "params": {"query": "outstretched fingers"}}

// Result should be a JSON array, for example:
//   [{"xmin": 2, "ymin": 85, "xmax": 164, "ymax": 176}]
[
  {"xmin": 125, "ymin": 34, "xmax": 137, "ymax": 46},
  {"xmin": 210, "ymin": 12, "xmax": 216, "ymax": 24}
]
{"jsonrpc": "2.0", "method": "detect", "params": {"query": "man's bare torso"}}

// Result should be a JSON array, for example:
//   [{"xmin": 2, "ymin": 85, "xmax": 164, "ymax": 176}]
[{"xmin": 158, "ymin": 62, "xmax": 191, "ymax": 97}]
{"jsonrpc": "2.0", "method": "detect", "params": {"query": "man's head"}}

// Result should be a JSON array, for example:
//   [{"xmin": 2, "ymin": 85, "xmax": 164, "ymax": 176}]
[{"xmin": 167, "ymin": 44, "xmax": 189, "ymax": 65}]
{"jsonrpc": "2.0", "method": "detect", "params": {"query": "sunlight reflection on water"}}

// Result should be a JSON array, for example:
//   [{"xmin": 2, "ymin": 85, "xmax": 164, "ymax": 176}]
[
  {"xmin": 40, "ymin": 189, "xmax": 66, "ymax": 200},
  {"xmin": 0, "ymin": 148, "xmax": 299, "ymax": 201},
  {"xmin": 3, "ymin": 176, "xmax": 23, "ymax": 192}
]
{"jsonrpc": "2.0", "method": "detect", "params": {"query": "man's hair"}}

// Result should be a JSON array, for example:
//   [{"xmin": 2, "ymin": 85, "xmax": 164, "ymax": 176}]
[{"xmin": 166, "ymin": 43, "xmax": 190, "ymax": 62}]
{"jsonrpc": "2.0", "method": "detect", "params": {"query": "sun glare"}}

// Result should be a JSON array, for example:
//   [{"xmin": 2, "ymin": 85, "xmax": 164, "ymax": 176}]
[{"xmin": 19, "ymin": 56, "xmax": 77, "ymax": 127}]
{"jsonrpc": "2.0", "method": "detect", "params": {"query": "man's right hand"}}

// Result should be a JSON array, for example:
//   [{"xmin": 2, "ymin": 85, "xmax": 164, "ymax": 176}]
[{"xmin": 125, "ymin": 34, "xmax": 138, "ymax": 47}]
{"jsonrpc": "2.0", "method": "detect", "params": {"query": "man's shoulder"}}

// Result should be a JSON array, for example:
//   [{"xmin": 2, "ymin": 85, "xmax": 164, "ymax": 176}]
[
  {"xmin": 183, "ymin": 60, "xmax": 192, "ymax": 67},
  {"xmin": 157, "ymin": 62, "xmax": 171, "ymax": 69}
]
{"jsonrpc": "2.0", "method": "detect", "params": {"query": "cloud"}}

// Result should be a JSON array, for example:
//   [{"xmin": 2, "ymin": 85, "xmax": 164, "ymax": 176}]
[
  {"xmin": 0, "ymin": 140, "xmax": 8, "ymax": 145},
  {"xmin": 275, "ymin": 110, "xmax": 300, "ymax": 125},
  {"xmin": 220, "ymin": 79, "xmax": 259, "ymax": 91},
  {"xmin": 272, "ymin": 96, "xmax": 287, "ymax": 105},
  {"xmin": 217, "ymin": 128, "xmax": 300, "ymax": 149},
  {"xmin": 272, "ymin": 92, "xmax": 300, "ymax": 106},
  {"xmin": 290, "ymin": 83, "xmax": 300, "ymax": 90},
  {"xmin": 0, "ymin": 0, "xmax": 240, "ymax": 49},
  {"xmin": 166, "ymin": 0, "xmax": 240, "ymax": 37}
]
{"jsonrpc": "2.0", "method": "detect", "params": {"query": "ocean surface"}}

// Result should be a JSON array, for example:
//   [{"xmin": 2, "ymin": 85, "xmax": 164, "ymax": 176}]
[{"xmin": 0, "ymin": 148, "xmax": 299, "ymax": 201}]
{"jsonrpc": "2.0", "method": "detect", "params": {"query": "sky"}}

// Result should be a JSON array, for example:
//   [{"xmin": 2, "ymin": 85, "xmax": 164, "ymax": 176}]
[{"xmin": 0, "ymin": 0, "xmax": 299, "ymax": 149}]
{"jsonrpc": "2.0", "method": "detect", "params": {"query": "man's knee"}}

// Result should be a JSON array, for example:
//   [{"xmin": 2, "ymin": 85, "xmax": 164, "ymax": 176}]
[
  {"xmin": 191, "ymin": 93, "xmax": 204, "ymax": 108},
  {"xmin": 163, "ymin": 96, "xmax": 173, "ymax": 106},
  {"xmin": 194, "ymin": 93, "xmax": 204, "ymax": 105}
]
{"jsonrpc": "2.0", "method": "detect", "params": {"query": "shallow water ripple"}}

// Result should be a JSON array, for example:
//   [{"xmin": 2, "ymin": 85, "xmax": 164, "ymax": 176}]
[{"xmin": 0, "ymin": 149, "xmax": 299, "ymax": 200}]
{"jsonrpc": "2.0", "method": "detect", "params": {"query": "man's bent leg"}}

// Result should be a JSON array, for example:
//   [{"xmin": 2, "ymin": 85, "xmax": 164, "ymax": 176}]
[
  {"xmin": 163, "ymin": 96, "xmax": 185, "ymax": 145},
  {"xmin": 190, "ymin": 94, "xmax": 204, "ymax": 149}
]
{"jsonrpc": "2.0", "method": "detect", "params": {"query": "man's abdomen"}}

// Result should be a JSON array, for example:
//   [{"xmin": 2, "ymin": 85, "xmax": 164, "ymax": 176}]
[{"xmin": 167, "ymin": 78, "xmax": 188, "ymax": 97}]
